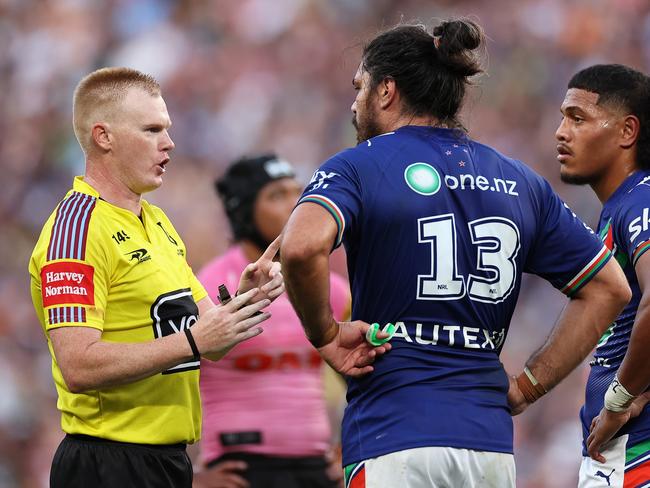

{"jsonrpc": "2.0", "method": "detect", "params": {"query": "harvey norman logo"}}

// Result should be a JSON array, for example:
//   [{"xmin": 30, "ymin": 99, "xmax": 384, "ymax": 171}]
[
  {"xmin": 404, "ymin": 162, "xmax": 518, "ymax": 197},
  {"xmin": 41, "ymin": 261, "xmax": 95, "ymax": 307}
]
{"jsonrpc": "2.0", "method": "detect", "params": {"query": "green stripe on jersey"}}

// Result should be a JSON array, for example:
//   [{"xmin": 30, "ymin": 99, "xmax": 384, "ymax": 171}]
[
  {"xmin": 564, "ymin": 250, "xmax": 610, "ymax": 296},
  {"xmin": 626, "ymin": 438, "xmax": 650, "ymax": 463},
  {"xmin": 344, "ymin": 463, "xmax": 359, "ymax": 486},
  {"xmin": 633, "ymin": 241, "xmax": 650, "ymax": 266},
  {"xmin": 299, "ymin": 195, "xmax": 344, "ymax": 246}
]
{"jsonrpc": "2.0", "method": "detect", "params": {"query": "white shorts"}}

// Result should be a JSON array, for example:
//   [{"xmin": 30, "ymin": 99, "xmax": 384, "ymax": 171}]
[
  {"xmin": 579, "ymin": 434, "xmax": 650, "ymax": 487},
  {"xmin": 344, "ymin": 446, "xmax": 515, "ymax": 488}
]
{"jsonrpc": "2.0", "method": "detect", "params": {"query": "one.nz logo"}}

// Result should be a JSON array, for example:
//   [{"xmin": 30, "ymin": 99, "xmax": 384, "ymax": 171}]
[
  {"xmin": 151, "ymin": 289, "xmax": 199, "ymax": 373},
  {"xmin": 126, "ymin": 248, "xmax": 151, "ymax": 264}
]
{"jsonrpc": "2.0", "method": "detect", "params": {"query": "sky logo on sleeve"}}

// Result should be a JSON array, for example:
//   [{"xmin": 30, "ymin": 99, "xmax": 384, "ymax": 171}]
[
  {"xmin": 308, "ymin": 170, "xmax": 338, "ymax": 191},
  {"xmin": 628, "ymin": 207, "xmax": 650, "ymax": 242}
]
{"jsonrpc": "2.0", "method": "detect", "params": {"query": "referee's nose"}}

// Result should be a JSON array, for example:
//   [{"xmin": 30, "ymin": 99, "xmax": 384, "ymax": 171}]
[{"xmin": 162, "ymin": 130, "xmax": 175, "ymax": 153}]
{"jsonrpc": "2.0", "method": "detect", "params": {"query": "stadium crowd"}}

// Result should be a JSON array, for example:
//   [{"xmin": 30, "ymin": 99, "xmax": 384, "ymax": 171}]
[{"xmin": 2, "ymin": 0, "xmax": 650, "ymax": 486}]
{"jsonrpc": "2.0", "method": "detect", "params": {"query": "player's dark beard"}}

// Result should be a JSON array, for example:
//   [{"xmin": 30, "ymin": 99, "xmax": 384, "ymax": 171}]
[
  {"xmin": 560, "ymin": 163, "xmax": 605, "ymax": 186},
  {"xmin": 560, "ymin": 172, "xmax": 592, "ymax": 185},
  {"xmin": 353, "ymin": 97, "xmax": 382, "ymax": 144}
]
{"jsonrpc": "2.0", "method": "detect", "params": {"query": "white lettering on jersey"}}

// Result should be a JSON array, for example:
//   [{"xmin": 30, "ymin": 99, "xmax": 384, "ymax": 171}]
[
  {"xmin": 45, "ymin": 271, "xmax": 85, "ymax": 284},
  {"xmin": 391, "ymin": 321, "xmax": 504, "ymax": 350},
  {"xmin": 308, "ymin": 170, "xmax": 338, "ymax": 191},
  {"xmin": 444, "ymin": 174, "xmax": 519, "ymax": 196},
  {"xmin": 629, "ymin": 207, "xmax": 650, "ymax": 242}
]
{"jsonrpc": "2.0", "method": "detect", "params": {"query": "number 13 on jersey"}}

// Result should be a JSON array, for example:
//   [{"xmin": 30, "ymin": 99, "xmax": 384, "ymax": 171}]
[{"xmin": 417, "ymin": 213, "xmax": 521, "ymax": 303}]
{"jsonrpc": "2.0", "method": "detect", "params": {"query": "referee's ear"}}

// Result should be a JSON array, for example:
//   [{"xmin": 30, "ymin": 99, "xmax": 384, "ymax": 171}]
[{"xmin": 91, "ymin": 122, "xmax": 112, "ymax": 152}]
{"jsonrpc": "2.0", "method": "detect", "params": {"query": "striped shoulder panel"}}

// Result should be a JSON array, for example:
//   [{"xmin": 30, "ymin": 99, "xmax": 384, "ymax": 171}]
[
  {"xmin": 47, "ymin": 192, "xmax": 97, "ymax": 261},
  {"xmin": 48, "ymin": 307, "xmax": 87, "ymax": 325}
]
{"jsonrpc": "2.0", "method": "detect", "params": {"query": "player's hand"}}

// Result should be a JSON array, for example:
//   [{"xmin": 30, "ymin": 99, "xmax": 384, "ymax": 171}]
[
  {"xmin": 325, "ymin": 445, "xmax": 344, "ymax": 488},
  {"xmin": 507, "ymin": 374, "xmax": 530, "ymax": 416},
  {"xmin": 193, "ymin": 460, "xmax": 249, "ymax": 488},
  {"xmin": 317, "ymin": 320, "xmax": 391, "ymax": 378},
  {"xmin": 238, "ymin": 236, "xmax": 284, "ymax": 303},
  {"xmin": 587, "ymin": 392, "xmax": 650, "ymax": 463},
  {"xmin": 193, "ymin": 288, "xmax": 271, "ymax": 361}
]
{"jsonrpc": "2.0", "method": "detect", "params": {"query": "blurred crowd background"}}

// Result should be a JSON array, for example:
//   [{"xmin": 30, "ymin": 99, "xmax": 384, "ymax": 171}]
[{"xmin": 2, "ymin": 0, "xmax": 650, "ymax": 486}]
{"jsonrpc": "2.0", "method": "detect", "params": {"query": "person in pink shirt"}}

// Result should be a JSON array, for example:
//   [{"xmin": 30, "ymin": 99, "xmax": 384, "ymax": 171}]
[{"xmin": 195, "ymin": 154, "xmax": 350, "ymax": 488}]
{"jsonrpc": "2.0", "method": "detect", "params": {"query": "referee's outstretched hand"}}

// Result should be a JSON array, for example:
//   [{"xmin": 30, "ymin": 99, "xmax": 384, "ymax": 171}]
[
  {"xmin": 317, "ymin": 320, "xmax": 391, "ymax": 378},
  {"xmin": 193, "ymin": 288, "xmax": 271, "ymax": 362},
  {"xmin": 238, "ymin": 236, "xmax": 285, "ymax": 304}
]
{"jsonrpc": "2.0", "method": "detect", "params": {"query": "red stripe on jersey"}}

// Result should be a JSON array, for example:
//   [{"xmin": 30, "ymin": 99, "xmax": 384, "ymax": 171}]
[
  {"xmin": 604, "ymin": 225, "xmax": 614, "ymax": 251},
  {"xmin": 624, "ymin": 459, "xmax": 650, "ymax": 487},
  {"xmin": 349, "ymin": 466, "xmax": 366, "ymax": 488}
]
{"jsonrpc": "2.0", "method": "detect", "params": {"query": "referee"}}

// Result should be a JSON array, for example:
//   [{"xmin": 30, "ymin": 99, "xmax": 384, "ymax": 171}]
[{"xmin": 28, "ymin": 67, "xmax": 284, "ymax": 488}]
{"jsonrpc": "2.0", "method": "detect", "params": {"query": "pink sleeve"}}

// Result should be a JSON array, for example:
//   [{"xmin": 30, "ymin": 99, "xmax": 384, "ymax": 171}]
[
  {"xmin": 329, "ymin": 273, "xmax": 351, "ymax": 321},
  {"xmin": 197, "ymin": 260, "xmax": 229, "ymax": 303},
  {"xmin": 197, "ymin": 265, "xmax": 218, "ymax": 303}
]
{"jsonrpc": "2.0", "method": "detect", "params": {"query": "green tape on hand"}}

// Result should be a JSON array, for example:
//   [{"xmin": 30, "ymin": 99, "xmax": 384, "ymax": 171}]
[{"xmin": 365, "ymin": 322, "xmax": 396, "ymax": 346}]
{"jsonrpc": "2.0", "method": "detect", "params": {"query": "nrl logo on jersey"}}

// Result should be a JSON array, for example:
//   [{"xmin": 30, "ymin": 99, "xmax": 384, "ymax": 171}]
[
  {"xmin": 126, "ymin": 248, "xmax": 151, "ymax": 264},
  {"xmin": 308, "ymin": 170, "xmax": 338, "ymax": 191}
]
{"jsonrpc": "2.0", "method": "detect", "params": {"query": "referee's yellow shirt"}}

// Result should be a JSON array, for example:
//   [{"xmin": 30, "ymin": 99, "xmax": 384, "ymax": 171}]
[{"xmin": 29, "ymin": 177, "xmax": 207, "ymax": 445}]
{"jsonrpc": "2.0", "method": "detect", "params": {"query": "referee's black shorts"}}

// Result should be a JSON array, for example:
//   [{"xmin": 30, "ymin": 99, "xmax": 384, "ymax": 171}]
[{"xmin": 50, "ymin": 434, "xmax": 192, "ymax": 488}]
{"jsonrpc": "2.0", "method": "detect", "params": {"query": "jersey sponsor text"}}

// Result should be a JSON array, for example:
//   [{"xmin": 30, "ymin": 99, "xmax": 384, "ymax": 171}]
[
  {"xmin": 444, "ymin": 173, "xmax": 519, "ymax": 196},
  {"xmin": 628, "ymin": 207, "xmax": 650, "ymax": 242},
  {"xmin": 41, "ymin": 261, "xmax": 95, "ymax": 307}
]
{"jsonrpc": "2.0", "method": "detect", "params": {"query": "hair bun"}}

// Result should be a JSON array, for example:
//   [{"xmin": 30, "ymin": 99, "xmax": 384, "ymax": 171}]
[{"xmin": 433, "ymin": 19, "xmax": 484, "ymax": 77}]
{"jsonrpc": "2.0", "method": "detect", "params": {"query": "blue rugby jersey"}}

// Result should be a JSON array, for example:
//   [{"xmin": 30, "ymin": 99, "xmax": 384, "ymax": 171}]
[
  {"xmin": 581, "ymin": 171, "xmax": 650, "ymax": 455},
  {"xmin": 297, "ymin": 126, "xmax": 610, "ymax": 464}
]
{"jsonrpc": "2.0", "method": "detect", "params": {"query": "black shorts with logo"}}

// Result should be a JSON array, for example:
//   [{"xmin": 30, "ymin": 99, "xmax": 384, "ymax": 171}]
[
  {"xmin": 206, "ymin": 452, "xmax": 339, "ymax": 488},
  {"xmin": 50, "ymin": 434, "xmax": 192, "ymax": 488}
]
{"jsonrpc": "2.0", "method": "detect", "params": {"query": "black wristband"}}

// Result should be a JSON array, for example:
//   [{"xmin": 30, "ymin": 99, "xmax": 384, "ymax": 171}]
[{"xmin": 184, "ymin": 328, "xmax": 200, "ymax": 361}]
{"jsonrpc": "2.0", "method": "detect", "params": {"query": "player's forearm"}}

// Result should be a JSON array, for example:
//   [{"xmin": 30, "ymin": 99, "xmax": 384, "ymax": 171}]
[
  {"xmin": 526, "ymin": 296, "xmax": 614, "ymax": 390},
  {"xmin": 282, "ymin": 249, "xmax": 337, "ymax": 347},
  {"xmin": 282, "ymin": 204, "xmax": 340, "ymax": 347},
  {"xmin": 63, "ymin": 332, "xmax": 195, "ymax": 392},
  {"xmin": 526, "ymin": 260, "xmax": 630, "ymax": 391},
  {"xmin": 614, "ymin": 297, "xmax": 650, "ymax": 395}
]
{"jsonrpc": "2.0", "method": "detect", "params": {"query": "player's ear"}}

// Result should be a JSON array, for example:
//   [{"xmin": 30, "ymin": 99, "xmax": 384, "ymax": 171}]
[
  {"xmin": 620, "ymin": 114, "xmax": 640, "ymax": 150},
  {"xmin": 92, "ymin": 122, "xmax": 112, "ymax": 152},
  {"xmin": 377, "ymin": 76, "xmax": 397, "ymax": 110}
]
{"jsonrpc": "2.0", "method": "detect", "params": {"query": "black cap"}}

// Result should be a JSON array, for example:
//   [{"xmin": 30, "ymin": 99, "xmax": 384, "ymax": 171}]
[{"xmin": 215, "ymin": 153, "xmax": 296, "ymax": 247}]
